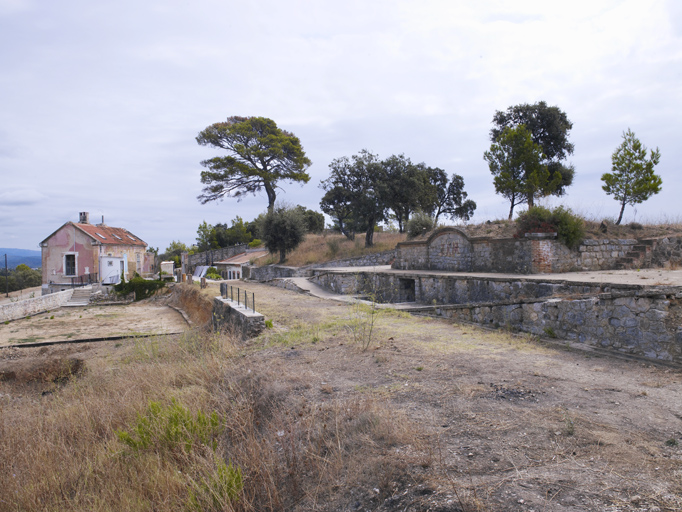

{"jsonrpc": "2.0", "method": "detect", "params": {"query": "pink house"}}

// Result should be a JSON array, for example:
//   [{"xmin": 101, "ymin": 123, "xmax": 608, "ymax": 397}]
[{"xmin": 40, "ymin": 212, "xmax": 153, "ymax": 294}]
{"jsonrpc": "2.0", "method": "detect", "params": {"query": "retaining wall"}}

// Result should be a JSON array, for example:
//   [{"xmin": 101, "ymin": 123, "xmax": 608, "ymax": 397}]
[
  {"xmin": 394, "ymin": 227, "xmax": 682, "ymax": 275},
  {"xmin": 440, "ymin": 289, "xmax": 682, "ymax": 363},
  {"xmin": 0, "ymin": 289, "xmax": 74, "ymax": 322},
  {"xmin": 315, "ymin": 250, "xmax": 396, "ymax": 268},
  {"xmin": 183, "ymin": 245, "xmax": 248, "ymax": 273},
  {"xmin": 213, "ymin": 295, "xmax": 265, "ymax": 340},
  {"xmin": 308, "ymin": 268, "xmax": 682, "ymax": 364}
]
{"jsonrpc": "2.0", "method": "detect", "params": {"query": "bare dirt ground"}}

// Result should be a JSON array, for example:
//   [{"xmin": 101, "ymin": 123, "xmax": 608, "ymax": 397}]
[
  {"xmin": 214, "ymin": 281, "xmax": 682, "ymax": 511},
  {"xmin": 1, "ymin": 281, "xmax": 681, "ymax": 511},
  {"xmin": 0, "ymin": 285, "xmax": 42, "ymax": 305},
  {"xmin": 0, "ymin": 298, "xmax": 188, "ymax": 346}
]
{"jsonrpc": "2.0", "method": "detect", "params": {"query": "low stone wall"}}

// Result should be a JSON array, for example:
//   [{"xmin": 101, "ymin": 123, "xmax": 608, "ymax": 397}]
[
  {"xmin": 441, "ymin": 288, "xmax": 682, "ymax": 364},
  {"xmin": 578, "ymin": 239, "xmax": 638, "ymax": 269},
  {"xmin": 213, "ymin": 295, "xmax": 265, "ymax": 339},
  {"xmin": 0, "ymin": 289, "xmax": 74, "ymax": 322},
  {"xmin": 183, "ymin": 245, "xmax": 248, "ymax": 274},
  {"xmin": 394, "ymin": 227, "xmax": 682, "ymax": 274},
  {"xmin": 246, "ymin": 265, "xmax": 307, "ymax": 281},
  {"xmin": 307, "ymin": 268, "xmax": 682, "ymax": 364},
  {"xmin": 316, "ymin": 250, "xmax": 396, "ymax": 268},
  {"xmin": 650, "ymin": 236, "xmax": 682, "ymax": 267},
  {"xmin": 310, "ymin": 269, "xmax": 614, "ymax": 304}
]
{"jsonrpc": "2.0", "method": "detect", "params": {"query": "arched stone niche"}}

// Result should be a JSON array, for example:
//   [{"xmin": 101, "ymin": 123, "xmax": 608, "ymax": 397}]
[{"xmin": 426, "ymin": 228, "xmax": 473, "ymax": 271}]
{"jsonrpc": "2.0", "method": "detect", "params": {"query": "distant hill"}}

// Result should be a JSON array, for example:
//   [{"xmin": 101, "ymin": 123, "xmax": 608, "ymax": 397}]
[{"xmin": 0, "ymin": 248, "xmax": 41, "ymax": 269}]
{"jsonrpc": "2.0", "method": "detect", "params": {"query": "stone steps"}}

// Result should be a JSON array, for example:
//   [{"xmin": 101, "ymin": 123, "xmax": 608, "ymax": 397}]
[{"xmin": 64, "ymin": 286, "xmax": 92, "ymax": 307}]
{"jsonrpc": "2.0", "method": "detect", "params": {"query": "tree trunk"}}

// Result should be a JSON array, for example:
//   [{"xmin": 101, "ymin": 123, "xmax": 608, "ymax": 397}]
[
  {"xmin": 508, "ymin": 200, "xmax": 515, "ymax": 220},
  {"xmin": 365, "ymin": 225, "xmax": 375, "ymax": 248},
  {"xmin": 279, "ymin": 248, "xmax": 286, "ymax": 263},
  {"xmin": 527, "ymin": 194, "xmax": 534, "ymax": 209},
  {"xmin": 264, "ymin": 181, "xmax": 277, "ymax": 212},
  {"xmin": 616, "ymin": 200, "xmax": 626, "ymax": 225}
]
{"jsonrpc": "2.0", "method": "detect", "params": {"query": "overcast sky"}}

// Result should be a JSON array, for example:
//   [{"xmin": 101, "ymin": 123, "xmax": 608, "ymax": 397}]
[{"xmin": 1, "ymin": 0, "xmax": 680, "ymax": 251}]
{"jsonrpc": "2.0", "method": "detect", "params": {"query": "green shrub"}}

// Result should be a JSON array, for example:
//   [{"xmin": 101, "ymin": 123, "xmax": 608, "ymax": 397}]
[
  {"xmin": 187, "ymin": 459, "xmax": 243, "ymax": 511},
  {"xmin": 515, "ymin": 206, "xmax": 585, "ymax": 249},
  {"xmin": 114, "ymin": 276, "xmax": 166, "ymax": 301},
  {"xmin": 406, "ymin": 211, "xmax": 435, "ymax": 239},
  {"xmin": 248, "ymin": 238, "xmax": 262, "ymax": 248},
  {"xmin": 116, "ymin": 398, "xmax": 223, "ymax": 454},
  {"xmin": 206, "ymin": 273, "xmax": 222, "ymax": 280}
]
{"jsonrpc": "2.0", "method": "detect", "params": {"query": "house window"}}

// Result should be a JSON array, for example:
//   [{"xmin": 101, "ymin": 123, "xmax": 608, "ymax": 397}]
[{"xmin": 65, "ymin": 254, "xmax": 76, "ymax": 276}]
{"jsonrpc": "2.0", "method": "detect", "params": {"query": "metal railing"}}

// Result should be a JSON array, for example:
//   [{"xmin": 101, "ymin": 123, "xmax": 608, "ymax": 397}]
[
  {"xmin": 70, "ymin": 273, "xmax": 99, "ymax": 288},
  {"xmin": 221, "ymin": 284, "xmax": 255, "ymax": 313}
]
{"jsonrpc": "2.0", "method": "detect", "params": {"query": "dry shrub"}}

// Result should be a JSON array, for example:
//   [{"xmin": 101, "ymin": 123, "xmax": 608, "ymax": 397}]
[
  {"xmin": 0, "ymin": 329, "xmax": 423, "ymax": 512},
  {"xmin": 170, "ymin": 283, "xmax": 214, "ymax": 326},
  {"xmin": 259, "ymin": 232, "xmax": 406, "ymax": 267},
  {"xmin": 209, "ymin": 366, "xmax": 423, "ymax": 511}
]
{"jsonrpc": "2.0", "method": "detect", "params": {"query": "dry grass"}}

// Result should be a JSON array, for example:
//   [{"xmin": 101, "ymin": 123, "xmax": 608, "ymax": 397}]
[
  {"xmin": 259, "ymin": 232, "xmax": 406, "ymax": 267},
  {"xmin": 0, "ymin": 327, "xmax": 425, "ymax": 512}
]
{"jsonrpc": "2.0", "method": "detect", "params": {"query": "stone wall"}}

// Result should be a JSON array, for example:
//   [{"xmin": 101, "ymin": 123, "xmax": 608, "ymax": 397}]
[
  {"xmin": 246, "ymin": 265, "xmax": 307, "ymax": 281},
  {"xmin": 650, "ymin": 236, "xmax": 682, "ymax": 267},
  {"xmin": 213, "ymin": 293, "xmax": 265, "ymax": 340},
  {"xmin": 441, "ymin": 289, "xmax": 682, "ymax": 364},
  {"xmin": 394, "ymin": 229, "xmax": 537, "ymax": 273},
  {"xmin": 578, "ymin": 239, "xmax": 638, "ymax": 269},
  {"xmin": 184, "ymin": 245, "xmax": 248, "ymax": 273},
  {"xmin": 315, "ymin": 249, "xmax": 396, "ymax": 268},
  {"xmin": 0, "ymin": 289, "xmax": 74, "ymax": 323},
  {"xmin": 310, "ymin": 269, "xmax": 612, "ymax": 305},
  {"xmin": 309, "ymin": 268, "xmax": 682, "ymax": 364},
  {"xmin": 394, "ymin": 227, "xmax": 682, "ymax": 275}
]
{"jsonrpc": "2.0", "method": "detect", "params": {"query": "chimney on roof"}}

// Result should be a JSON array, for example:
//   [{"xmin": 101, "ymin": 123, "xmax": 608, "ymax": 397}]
[{"xmin": 79, "ymin": 212, "xmax": 90, "ymax": 224}]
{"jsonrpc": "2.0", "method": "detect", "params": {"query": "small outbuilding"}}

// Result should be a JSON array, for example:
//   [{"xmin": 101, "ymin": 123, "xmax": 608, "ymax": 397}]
[
  {"xmin": 214, "ymin": 249, "xmax": 269, "ymax": 280},
  {"xmin": 40, "ymin": 212, "xmax": 153, "ymax": 294}
]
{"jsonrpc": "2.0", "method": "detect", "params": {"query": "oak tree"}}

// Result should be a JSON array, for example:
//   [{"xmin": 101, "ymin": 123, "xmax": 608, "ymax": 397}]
[
  {"xmin": 320, "ymin": 150, "xmax": 388, "ymax": 247},
  {"xmin": 484, "ymin": 125, "xmax": 560, "ymax": 219},
  {"xmin": 491, "ymin": 101, "xmax": 574, "ymax": 197},
  {"xmin": 262, "ymin": 204, "xmax": 306, "ymax": 263},
  {"xmin": 196, "ymin": 116, "xmax": 311, "ymax": 212},
  {"xmin": 601, "ymin": 129, "xmax": 662, "ymax": 225}
]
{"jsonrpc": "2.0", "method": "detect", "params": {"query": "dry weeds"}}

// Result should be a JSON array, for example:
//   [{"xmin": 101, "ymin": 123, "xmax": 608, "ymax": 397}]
[{"xmin": 258, "ymin": 232, "xmax": 406, "ymax": 267}]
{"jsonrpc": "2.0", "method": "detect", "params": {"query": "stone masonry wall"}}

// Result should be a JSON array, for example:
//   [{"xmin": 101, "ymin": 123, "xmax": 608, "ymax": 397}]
[
  {"xmin": 309, "ymin": 269, "xmax": 682, "ymax": 364},
  {"xmin": 578, "ymin": 239, "xmax": 638, "ymax": 269},
  {"xmin": 185, "ymin": 244, "xmax": 248, "ymax": 272},
  {"xmin": 650, "ymin": 236, "xmax": 682, "ymax": 267},
  {"xmin": 394, "ymin": 228, "xmax": 682, "ymax": 274},
  {"xmin": 311, "ymin": 270, "xmax": 611, "ymax": 305},
  {"xmin": 213, "ymin": 294, "xmax": 265, "ymax": 340},
  {"xmin": 442, "ymin": 289, "xmax": 682, "ymax": 363},
  {"xmin": 0, "ymin": 289, "xmax": 74, "ymax": 323},
  {"xmin": 315, "ymin": 249, "xmax": 396, "ymax": 268}
]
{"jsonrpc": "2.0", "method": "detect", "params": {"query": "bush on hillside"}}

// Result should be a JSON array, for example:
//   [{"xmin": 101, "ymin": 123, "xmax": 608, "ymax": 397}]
[
  {"xmin": 406, "ymin": 211, "xmax": 435, "ymax": 239},
  {"xmin": 114, "ymin": 274, "xmax": 166, "ymax": 301},
  {"xmin": 515, "ymin": 206, "xmax": 585, "ymax": 249}
]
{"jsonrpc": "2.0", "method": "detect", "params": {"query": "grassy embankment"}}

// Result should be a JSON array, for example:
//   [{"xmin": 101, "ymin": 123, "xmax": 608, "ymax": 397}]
[{"xmin": 0, "ymin": 285, "xmax": 425, "ymax": 512}]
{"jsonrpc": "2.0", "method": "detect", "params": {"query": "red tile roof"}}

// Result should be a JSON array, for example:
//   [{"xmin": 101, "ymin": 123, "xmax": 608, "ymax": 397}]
[{"xmin": 74, "ymin": 223, "xmax": 147, "ymax": 247}]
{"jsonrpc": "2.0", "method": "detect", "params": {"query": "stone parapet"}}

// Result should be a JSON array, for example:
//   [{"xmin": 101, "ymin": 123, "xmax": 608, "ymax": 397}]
[{"xmin": 0, "ymin": 289, "xmax": 74, "ymax": 323}]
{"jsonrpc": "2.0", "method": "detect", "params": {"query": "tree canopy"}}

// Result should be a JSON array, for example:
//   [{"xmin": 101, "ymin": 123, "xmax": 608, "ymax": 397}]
[
  {"xmin": 491, "ymin": 101, "xmax": 574, "ymax": 197},
  {"xmin": 196, "ymin": 116, "xmax": 312, "ymax": 211},
  {"xmin": 601, "ymin": 129, "xmax": 662, "ymax": 225},
  {"xmin": 422, "ymin": 167, "xmax": 477, "ymax": 223},
  {"xmin": 320, "ymin": 150, "xmax": 388, "ymax": 247},
  {"xmin": 261, "ymin": 204, "xmax": 306, "ymax": 263},
  {"xmin": 484, "ymin": 125, "xmax": 560, "ymax": 219}
]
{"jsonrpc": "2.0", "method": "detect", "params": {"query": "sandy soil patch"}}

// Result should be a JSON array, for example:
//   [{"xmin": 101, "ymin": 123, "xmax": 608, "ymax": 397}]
[
  {"xmin": 204, "ymin": 280, "xmax": 682, "ymax": 511},
  {"xmin": 0, "ymin": 300, "xmax": 188, "ymax": 346}
]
